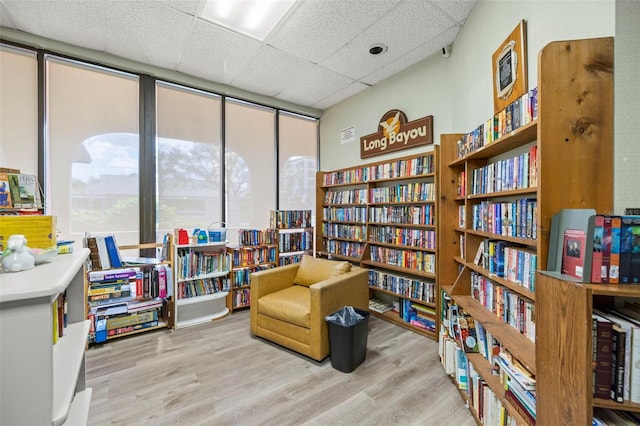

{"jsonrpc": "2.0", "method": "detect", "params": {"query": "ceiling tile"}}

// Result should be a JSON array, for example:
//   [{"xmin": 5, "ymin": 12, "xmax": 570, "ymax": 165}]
[
  {"xmin": 177, "ymin": 19, "xmax": 263, "ymax": 85},
  {"xmin": 2, "ymin": 0, "xmax": 106, "ymax": 52},
  {"xmin": 312, "ymin": 81, "xmax": 369, "ymax": 110},
  {"xmin": 231, "ymin": 45, "xmax": 315, "ymax": 97},
  {"xmin": 277, "ymin": 65, "xmax": 355, "ymax": 106},
  {"xmin": 432, "ymin": 0, "xmax": 477, "ymax": 25},
  {"xmin": 105, "ymin": 2, "xmax": 196, "ymax": 70},
  {"xmin": 268, "ymin": 0, "xmax": 400, "ymax": 63}
]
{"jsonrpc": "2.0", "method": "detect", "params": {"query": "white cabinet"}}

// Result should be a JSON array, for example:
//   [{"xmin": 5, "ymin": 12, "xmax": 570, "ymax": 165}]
[
  {"xmin": 0, "ymin": 249, "xmax": 92, "ymax": 426},
  {"xmin": 173, "ymin": 242, "xmax": 230, "ymax": 328}
]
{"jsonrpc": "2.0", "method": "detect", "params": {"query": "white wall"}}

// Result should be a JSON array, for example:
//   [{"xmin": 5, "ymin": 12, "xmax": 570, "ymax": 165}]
[{"xmin": 319, "ymin": 0, "xmax": 619, "ymax": 173}]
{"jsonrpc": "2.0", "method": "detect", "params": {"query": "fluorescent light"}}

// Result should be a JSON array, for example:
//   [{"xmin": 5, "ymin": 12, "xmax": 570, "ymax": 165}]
[{"xmin": 200, "ymin": 0, "xmax": 297, "ymax": 41}]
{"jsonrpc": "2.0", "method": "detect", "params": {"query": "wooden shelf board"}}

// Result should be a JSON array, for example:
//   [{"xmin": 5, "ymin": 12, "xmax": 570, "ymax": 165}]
[
  {"xmin": 369, "ymin": 286, "xmax": 436, "ymax": 308},
  {"xmin": 319, "ymin": 252, "xmax": 362, "ymax": 263},
  {"xmin": 464, "ymin": 121, "xmax": 538, "ymax": 161},
  {"xmin": 467, "ymin": 186, "xmax": 537, "ymax": 199},
  {"xmin": 361, "ymin": 260, "xmax": 435, "ymax": 279},
  {"xmin": 464, "ymin": 228, "xmax": 537, "ymax": 247},
  {"xmin": 584, "ymin": 284, "xmax": 640, "ymax": 297},
  {"xmin": 368, "ymin": 222, "xmax": 435, "ymax": 229},
  {"xmin": 369, "ymin": 310, "xmax": 436, "ymax": 339},
  {"xmin": 593, "ymin": 398, "xmax": 640, "ymax": 413},
  {"xmin": 232, "ymin": 261, "xmax": 277, "ymax": 269},
  {"xmin": 464, "ymin": 261, "xmax": 535, "ymax": 301},
  {"xmin": 367, "ymin": 240, "xmax": 436, "ymax": 252},
  {"xmin": 452, "ymin": 295, "xmax": 536, "ymax": 374},
  {"xmin": 324, "ymin": 236, "xmax": 366, "ymax": 243}
]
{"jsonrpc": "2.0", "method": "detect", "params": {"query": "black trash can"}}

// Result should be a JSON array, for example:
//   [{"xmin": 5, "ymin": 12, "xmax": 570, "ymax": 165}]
[{"xmin": 325, "ymin": 306, "xmax": 370, "ymax": 373}]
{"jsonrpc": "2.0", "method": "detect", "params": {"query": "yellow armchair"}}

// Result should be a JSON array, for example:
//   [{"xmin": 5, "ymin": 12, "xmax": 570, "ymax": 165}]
[{"xmin": 250, "ymin": 255, "xmax": 369, "ymax": 361}]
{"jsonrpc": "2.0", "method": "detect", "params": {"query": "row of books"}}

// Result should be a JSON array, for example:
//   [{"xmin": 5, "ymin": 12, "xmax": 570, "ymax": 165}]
[
  {"xmin": 52, "ymin": 291, "xmax": 67, "ymax": 344},
  {"xmin": 369, "ymin": 182, "xmax": 435, "ymax": 203},
  {"xmin": 175, "ymin": 250, "xmax": 231, "ymax": 280},
  {"xmin": 237, "ymin": 228, "xmax": 277, "ymax": 246},
  {"xmin": 368, "ymin": 225, "xmax": 436, "ymax": 250},
  {"xmin": 456, "ymin": 87, "xmax": 538, "ymax": 159},
  {"xmin": 322, "ymin": 206, "xmax": 367, "ymax": 222},
  {"xmin": 368, "ymin": 269, "xmax": 437, "ymax": 303},
  {"xmin": 229, "ymin": 246, "xmax": 277, "ymax": 267},
  {"xmin": 321, "ymin": 223, "xmax": 366, "ymax": 241},
  {"xmin": 369, "ymin": 245, "xmax": 436, "ymax": 273},
  {"xmin": 269, "ymin": 209, "xmax": 312, "ymax": 229},
  {"xmin": 278, "ymin": 230, "xmax": 313, "ymax": 253},
  {"xmin": 399, "ymin": 298, "xmax": 436, "ymax": 331},
  {"xmin": 176, "ymin": 276, "xmax": 229, "ymax": 300},
  {"xmin": 88, "ymin": 298, "xmax": 165, "ymax": 344},
  {"xmin": 474, "ymin": 240, "xmax": 538, "ymax": 292},
  {"xmin": 469, "ymin": 145, "xmax": 538, "ymax": 195},
  {"xmin": 552, "ymin": 213, "xmax": 640, "ymax": 284},
  {"xmin": 88, "ymin": 265, "xmax": 172, "ymax": 303},
  {"xmin": 440, "ymin": 330, "xmax": 524, "ymax": 425},
  {"xmin": 230, "ymin": 264, "xmax": 274, "ymax": 287},
  {"xmin": 471, "ymin": 198, "xmax": 538, "ymax": 240},
  {"xmin": 323, "ymin": 240, "xmax": 364, "ymax": 259},
  {"xmin": 278, "ymin": 253, "xmax": 304, "ymax": 266},
  {"xmin": 470, "ymin": 272, "xmax": 535, "ymax": 342},
  {"xmin": 322, "ymin": 154, "xmax": 434, "ymax": 186},
  {"xmin": 0, "ymin": 171, "xmax": 43, "ymax": 209},
  {"xmin": 324, "ymin": 189, "xmax": 367, "ymax": 205},
  {"xmin": 368, "ymin": 205, "xmax": 435, "ymax": 226},
  {"xmin": 232, "ymin": 288, "xmax": 250, "ymax": 308},
  {"xmin": 440, "ymin": 301, "xmax": 536, "ymax": 425},
  {"xmin": 592, "ymin": 305, "xmax": 640, "ymax": 405}
]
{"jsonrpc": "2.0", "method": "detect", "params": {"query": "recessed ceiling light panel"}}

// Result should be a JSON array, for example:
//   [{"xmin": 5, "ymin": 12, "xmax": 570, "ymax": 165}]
[{"xmin": 200, "ymin": 0, "xmax": 297, "ymax": 41}]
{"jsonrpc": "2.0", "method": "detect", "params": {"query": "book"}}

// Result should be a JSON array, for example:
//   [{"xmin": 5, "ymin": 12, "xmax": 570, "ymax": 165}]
[
  {"xmin": 458, "ymin": 315, "xmax": 479, "ymax": 353},
  {"xmin": 7, "ymin": 173, "xmax": 42, "ymax": 208},
  {"xmin": 620, "ymin": 216, "xmax": 634, "ymax": 283},
  {"xmin": 586, "ymin": 215, "xmax": 605, "ymax": 283},
  {"xmin": 0, "ymin": 173, "xmax": 12, "ymax": 208},
  {"xmin": 85, "ymin": 236, "xmax": 102, "ymax": 270},
  {"xmin": 104, "ymin": 235, "xmax": 123, "ymax": 268},
  {"xmin": 95, "ymin": 236, "xmax": 112, "ymax": 269},
  {"xmin": 610, "ymin": 216, "xmax": 622, "ymax": 283},
  {"xmin": 602, "ymin": 216, "xmax": 613, "ymax": 283},
  {"xmin": 611, "ymin": 323, "xmax": 626, "ymax": 402},
  {"xmin": 561, "ymin": 228, "xmax": 586, "ymax": 280},
  {"xmin": 547, "ymin": 208, "xmax": 595, "ymax": 272},
  {"xmin": 592, "ymin": 313, "xmax": 613, "ymax": 400}
]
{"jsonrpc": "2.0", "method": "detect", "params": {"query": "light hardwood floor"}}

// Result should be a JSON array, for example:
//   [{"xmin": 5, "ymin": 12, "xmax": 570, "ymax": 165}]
[{"xmin": 86, "ymin": 310, "xmax": 476, "ymax": 426}]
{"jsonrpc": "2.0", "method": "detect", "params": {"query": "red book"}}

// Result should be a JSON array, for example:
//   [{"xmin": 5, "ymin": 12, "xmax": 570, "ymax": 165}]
[{"xmin": 562, "ymin": 229, "xmax": 586, "ymax": 280}]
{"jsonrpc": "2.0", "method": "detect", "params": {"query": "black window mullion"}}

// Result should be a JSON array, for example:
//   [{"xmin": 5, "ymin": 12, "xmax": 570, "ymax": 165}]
[{"xmin": 139, "ymin": 74, "xmax": 156, "ymax": 255}]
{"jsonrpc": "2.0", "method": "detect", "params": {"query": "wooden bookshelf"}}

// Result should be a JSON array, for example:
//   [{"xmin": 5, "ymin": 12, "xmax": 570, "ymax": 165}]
[
  {"xmin": 438, "ymin": 37, "xmax": 614, "ymax": 424},
  {"xmin": 316, "ymin": 150, "xmax": 439, "ymax": 339},
  {"xmin": 270, "ymin": 210, "xmax": 314, "ymax": 266}
]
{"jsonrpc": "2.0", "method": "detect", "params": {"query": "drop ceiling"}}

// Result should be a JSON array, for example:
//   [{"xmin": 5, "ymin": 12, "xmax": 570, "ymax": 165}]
[{"xmin": 0, "ymin": 0, "xmax": 476, "ymax": 112}]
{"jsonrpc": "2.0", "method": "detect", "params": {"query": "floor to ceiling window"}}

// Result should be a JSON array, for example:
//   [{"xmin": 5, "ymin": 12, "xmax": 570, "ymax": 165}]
[
  {"xmin": 0, "ymin": 44, "xmax": 38, "ymax": 174},
  {"xmin": 46, "ymin": 56, "xmax": 140, "ymax": 245},
  {"xmin": 225, "ymin": 99, "xmax": 276, "ymax": 230},
  {"xmin": 156, "ymin": 82, "xmax": 223, "ymax": 237}
]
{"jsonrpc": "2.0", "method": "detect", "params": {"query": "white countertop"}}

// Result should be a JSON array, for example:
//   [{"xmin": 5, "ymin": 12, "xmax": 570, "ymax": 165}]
[{"xmin": 0, "ymin": 248, "xmax": 89, "ymax": 303}]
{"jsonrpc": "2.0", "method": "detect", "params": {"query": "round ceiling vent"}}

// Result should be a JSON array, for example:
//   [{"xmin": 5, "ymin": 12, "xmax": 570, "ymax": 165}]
[{"xmin": 369, "ymin": 43, "xmax": 388, "ymax": 55}]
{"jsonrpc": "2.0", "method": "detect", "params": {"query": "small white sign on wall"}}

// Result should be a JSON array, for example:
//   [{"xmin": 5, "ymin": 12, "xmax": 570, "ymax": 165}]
[{"xmin": 340, "ymin": 126, "xmax": 355, "ymax": 144}]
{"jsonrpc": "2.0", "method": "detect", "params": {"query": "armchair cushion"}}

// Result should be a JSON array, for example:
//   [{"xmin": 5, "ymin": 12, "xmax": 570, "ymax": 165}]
[
  {"xmin": 293, "ymin": 254, "xmax": 352, "ymax": 287},
  {"xmin": 258, "ymin": 285, "xmax": 310, "ymax": 328}
]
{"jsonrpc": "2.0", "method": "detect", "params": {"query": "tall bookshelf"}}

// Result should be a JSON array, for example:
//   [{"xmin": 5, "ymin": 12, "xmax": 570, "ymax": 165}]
[
  {"xmin": 227, "ymin": 228, "xmax": 278, "ymax": 312},
  {"xmin": 438, "ymin": 37, "xmax": 613, "ymax": 424},
  {"xmin": 316, "ymin": 150, "xmax": 439, "ymax": 339}
]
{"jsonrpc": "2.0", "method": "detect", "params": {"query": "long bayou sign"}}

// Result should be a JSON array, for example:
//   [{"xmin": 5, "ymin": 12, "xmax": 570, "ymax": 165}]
[{"xmin": 360, "ymin": 110, "xmax": 433, "ymax": 159}]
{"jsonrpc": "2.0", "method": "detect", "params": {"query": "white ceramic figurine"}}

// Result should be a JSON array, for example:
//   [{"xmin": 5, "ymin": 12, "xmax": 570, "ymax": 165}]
[{"xmin": 2, "ymin": 234, "xmax": 35, "ymax": 272}]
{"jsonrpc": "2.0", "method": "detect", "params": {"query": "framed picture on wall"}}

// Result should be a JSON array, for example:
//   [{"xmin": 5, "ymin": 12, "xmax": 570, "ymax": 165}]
[{"xmin": 492, "ymin": 20, "xmax": 527, "ymax": 113}]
